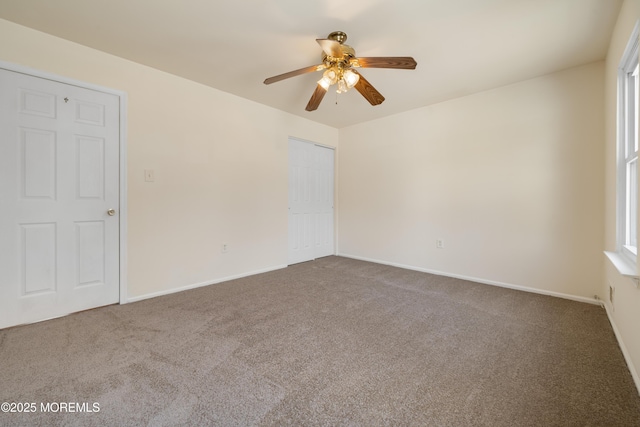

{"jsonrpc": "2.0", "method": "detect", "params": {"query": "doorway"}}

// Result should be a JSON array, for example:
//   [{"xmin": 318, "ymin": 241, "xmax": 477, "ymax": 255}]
[{"xmin": 0, "ymin": 63, "xmax": 126, "ymax": 329}]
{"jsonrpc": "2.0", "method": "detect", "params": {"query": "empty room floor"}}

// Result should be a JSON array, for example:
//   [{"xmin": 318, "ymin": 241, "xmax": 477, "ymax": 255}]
[{"xmin": 1, "ymin": 256, "xmax": 639, "ymax": 426}]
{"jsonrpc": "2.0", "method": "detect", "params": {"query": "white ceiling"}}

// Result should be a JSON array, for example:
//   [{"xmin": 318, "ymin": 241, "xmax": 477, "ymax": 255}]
[{"xmin": 0, "ymin": 0, "xmax": 622, "ymax": 128}]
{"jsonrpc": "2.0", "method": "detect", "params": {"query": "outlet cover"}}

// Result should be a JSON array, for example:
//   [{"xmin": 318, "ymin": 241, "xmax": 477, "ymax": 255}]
[{"xmin": 609, "ymin": 285, "xmax": 614, "ymax": 304}]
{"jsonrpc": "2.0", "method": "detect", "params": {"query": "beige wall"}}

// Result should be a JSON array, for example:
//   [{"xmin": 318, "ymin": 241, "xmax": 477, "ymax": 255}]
[
  {"xmin": 0, "ymin": 19, "xmax": 339, "ymax": 299},
  {"xmin": 339, "ymin": 62, "xmax": 604, "ymax": 300},
  {"xmin": 604, "ymin": 0, "xmax": 640, "ymax": 390}
]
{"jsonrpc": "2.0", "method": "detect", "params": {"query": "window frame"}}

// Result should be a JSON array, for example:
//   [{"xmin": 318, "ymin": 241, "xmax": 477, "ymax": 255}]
[{"xmin": 617, "ymin": 22, "xmax": 640, "ymax": 265}]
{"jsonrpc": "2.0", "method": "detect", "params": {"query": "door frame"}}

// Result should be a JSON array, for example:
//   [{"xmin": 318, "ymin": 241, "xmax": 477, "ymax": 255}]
[{"xmin": 0, "ymin": 60, "xmax": 129, "ymax": 304}]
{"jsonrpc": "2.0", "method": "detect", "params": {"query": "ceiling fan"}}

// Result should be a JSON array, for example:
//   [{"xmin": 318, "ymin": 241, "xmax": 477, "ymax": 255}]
[{"xmin": 263, "ymin": 31, "xmax": 417, "ymax": 111}]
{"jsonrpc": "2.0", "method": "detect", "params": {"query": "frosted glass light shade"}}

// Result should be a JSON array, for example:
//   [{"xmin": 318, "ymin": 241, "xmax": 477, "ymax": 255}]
[{"xmin": 343, "ymin": 69, "xmax": 360, "ymax": 88}]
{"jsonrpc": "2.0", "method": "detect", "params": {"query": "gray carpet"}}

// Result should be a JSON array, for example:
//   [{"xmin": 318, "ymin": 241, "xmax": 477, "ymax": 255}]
[{"xmin": 1, "ymin": 256, "xmax": 639, "ymax": 426}]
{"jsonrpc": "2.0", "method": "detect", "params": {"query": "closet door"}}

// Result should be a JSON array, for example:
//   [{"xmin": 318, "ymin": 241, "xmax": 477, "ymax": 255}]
[
  {"xmin": 288, "ymin": 138, "xmax": 334, "ymax": 264},
  {"xmin": 314, "ymin": 145, "xmax": 334, "ymax": 258}
]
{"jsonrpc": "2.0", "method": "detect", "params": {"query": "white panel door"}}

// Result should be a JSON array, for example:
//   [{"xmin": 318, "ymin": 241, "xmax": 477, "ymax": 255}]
[
  {"xmin": 0, "ymin": 68, "xmax": 120, "ymax": 329},
  {"xmin": 288, "ymin": 139, "xmax": 315, "ymax": 264},
  {"xmin": 314, "ymin": 145, "xmax": 334, "ymax": 258},
  {"xmin": 288, "ymin": 139, "xmax": 334, "ymax": 265}
]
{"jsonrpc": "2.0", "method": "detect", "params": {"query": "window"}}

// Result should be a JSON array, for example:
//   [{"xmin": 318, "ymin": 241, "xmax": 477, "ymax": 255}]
[{"xmin": 618, "ymin": 23, "xmax": 640, "ymax": 263}]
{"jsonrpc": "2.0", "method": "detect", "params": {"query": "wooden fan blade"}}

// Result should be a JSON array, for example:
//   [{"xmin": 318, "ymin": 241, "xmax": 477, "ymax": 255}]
[
  {"xmin": 354, "ymin": 72, "xmax": 385, "ymax": 106},
  {"xmin": 316, "ymin": 39, "xmax": 343, "ymax": 58},
  {"xmin": 305, "ymin": 84, "xmax": 328, "ymax": 111},
  {"xmin": 356, "ymin": 57, "xmax": 417, "ymax": 69},
  {"xmin": 264, "ymin": 64, "xmax": 324, "ymax": 85}
]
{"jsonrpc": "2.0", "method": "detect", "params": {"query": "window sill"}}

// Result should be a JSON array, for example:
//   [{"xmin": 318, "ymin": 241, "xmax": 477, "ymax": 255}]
[{"xmin": 604, "ymin": 251, "xmax": 640, "ymax": 287}]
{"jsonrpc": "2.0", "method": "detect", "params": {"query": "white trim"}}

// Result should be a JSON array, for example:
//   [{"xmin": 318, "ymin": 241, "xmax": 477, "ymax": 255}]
[
  {"xmin": 337, "ymin": 253, "xmax": 600, "ymax": 305},
  {"xmin": 602, "ymin": 300, "xmax": 640, "ymax": 396},
  {"xmin": 288, "ymin": 135, "xmax": 336, "ymax": 151},
  {"xmin": 126, "ymin": 264, "xmax": 288, "ymax": 303},
  {"xmin": 118, "ymin": 93, "xmax": 129, "ymax": 304},
  {"xmin": 0, "ymin": 60, "xmax": 126, "ymax": 98},
  {"xmin": 615, "ymin": 21, "xmax": 640, "ymax": 265},
  {"xmin": 0, "ymin": 60, "xmax": 129, "ymax": 305},
  {"xmin": 604, "ymin": 251, "xmax": 640, "ymax": 286}
]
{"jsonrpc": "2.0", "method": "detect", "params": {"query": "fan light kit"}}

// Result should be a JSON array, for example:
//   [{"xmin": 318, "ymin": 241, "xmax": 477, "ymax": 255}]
[
  {"xmin": 318, "ymin": 67, "xmax": 360, "ymax": 93},
  {"xmin": 263, "ymin": 31, "xmax": 417, "ymax": 111}
]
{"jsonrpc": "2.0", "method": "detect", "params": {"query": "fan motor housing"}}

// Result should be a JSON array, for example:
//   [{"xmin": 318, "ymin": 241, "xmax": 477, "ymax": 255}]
[
  {"xmin": 323, "ymin": 31, "xmax": 356, "ymax": 62},
  {"xmin": 322, "ymin": 44, "xmax": 356, "ymax": 64}
]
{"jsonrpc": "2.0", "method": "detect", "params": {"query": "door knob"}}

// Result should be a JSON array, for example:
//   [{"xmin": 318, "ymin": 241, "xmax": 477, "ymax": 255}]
[{"xmin": 107, "ymin": 209, "xmax": 116, "ymax": 216}]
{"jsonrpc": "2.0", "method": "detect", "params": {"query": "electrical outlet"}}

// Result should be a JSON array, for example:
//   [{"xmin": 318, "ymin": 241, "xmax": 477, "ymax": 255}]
[
  {"xmin": 221, "ymin": 243, "xmax": 228, "ymax": 253},
  {"xmin": 436, "ymin": 239, "xmax": 445, "ymax": 249},
  {"xmin": 609, "ymin": 285, "xmax": 614, "ymax": 306}
]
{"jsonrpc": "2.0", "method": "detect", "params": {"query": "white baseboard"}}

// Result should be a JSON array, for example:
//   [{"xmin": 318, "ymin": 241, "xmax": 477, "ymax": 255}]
[
  {"xmin": 602, "ymin": 301, "xmax": 640, "ymax": 396},
  {"xmin": 126, "ymin": 264, "xmax": 288, "ymax": 303},
  {"xmin": 336, "ymin": 253, "xmax": 599, "ymax": 305}
]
